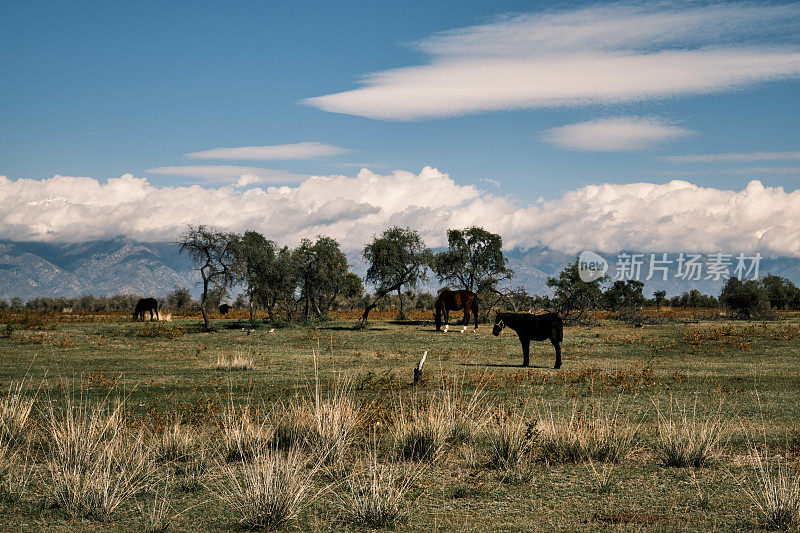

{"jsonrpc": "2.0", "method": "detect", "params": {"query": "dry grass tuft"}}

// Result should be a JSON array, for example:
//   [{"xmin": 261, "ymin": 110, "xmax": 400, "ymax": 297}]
[
  {"xmin": 741, "ymin": 446, "xmax": 800, "ymax": 530},
  {"xmin": 219, "ymin": 403, "xmax": 271, "ymax": 462},
  {"xmin": 536, "ymin": 400, "xmax": 640, "ymax": 464},
  {"xmin": 151, "ymin": 418, "xmax": 198, "ymax": 462},
  {"xmin": 0, "ymin": 380, "xmax": 36, "ymax": 449},
  {"xmin": 654, "ymin": 398, "xmax": 726, "ymax": 468},
  {"xmin": 484, "ymin": 407, "xmax": 537, "ymax": 482},
  {"xmin": 40, "ymin": 390, "xmax": 153, "ymax": 519},
  {"xmin": 216, "ymin": 445, "xmax": 315, "ymax": 530},
  {"xmin": 212, "ymin": 353, "xmax": 255, "ymax": 371},
  {"xmin": 337, "ymin": 443, "xmax": 419, "ymax": 527},
  {"xmin": 392, "ymin": 398, "xmax": 449, "ymax": 462},
  {"xmin": 138, "ymin": 475, "xmax": 173, "ymax": 533}
]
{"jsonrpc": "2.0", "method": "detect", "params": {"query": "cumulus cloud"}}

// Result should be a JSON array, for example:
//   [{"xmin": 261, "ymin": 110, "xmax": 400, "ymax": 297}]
[
  {"xmin": 2, "ymin": 169, "xmax": 800, "ymax": 257},
  {"xmin": 147, "ymin": 165, "xmax": 308, "ymax": 184},
  {"xmin": 186, "ymin": 142, "xmax": 351, "ymax": 160},
  {"xmin": 543, "ymin": 117, "xmax": 693, "ymax": 151},
  {"xmin": 663, "ymin": 150, "xmax": 800, "ymax": 163},
  {"xmin": 304, "ymin": 3, "xmax": 800, "ymax": 120}
]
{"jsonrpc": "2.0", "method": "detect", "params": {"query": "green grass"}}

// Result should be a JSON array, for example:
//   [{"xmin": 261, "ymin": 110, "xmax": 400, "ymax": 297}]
[{"xmin": 0, "ymin": 311, "xmax": 798, "ymax": 530}]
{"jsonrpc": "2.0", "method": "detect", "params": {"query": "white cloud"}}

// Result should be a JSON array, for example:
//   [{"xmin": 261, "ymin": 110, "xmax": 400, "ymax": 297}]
[
  {"xmin": 186, "ymin": 142, "xmax": 351, "ymax": 160},
  {"xmin": 543, "ymin": 117, "xmax": 693, "ymax": 151},
  {"xmin": 147, "ymin": 165, "xmax": 307, "ymax": 184},
  {"xmin": 2, "ymin": 169, "xmax": 800, "ymax": 257},
  {"xmin": 304, "ymin": 3, "xmax": 800, "ymax": 120},
  {"xmin": 663, "ymin": 150, "xmax": 800, "ymax": 163}
]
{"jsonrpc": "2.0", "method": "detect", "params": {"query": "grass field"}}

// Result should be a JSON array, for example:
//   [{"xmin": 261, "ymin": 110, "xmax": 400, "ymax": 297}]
[{"xmin": 0, "ymin": 309, "xmax": 798, "ymax": 531}]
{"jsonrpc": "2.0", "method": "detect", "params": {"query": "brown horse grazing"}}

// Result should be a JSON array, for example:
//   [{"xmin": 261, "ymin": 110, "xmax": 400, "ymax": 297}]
[
  {"xmin": 492, "ymin": 312, "xmax": 563, "ymax": 368},
  {"xmin": 133, "ymin": 298, "xmax": 159, "ymax": 321},
  {"xmin": 435, "ymin": 289, "xmax": 478, "ymax": 332}
]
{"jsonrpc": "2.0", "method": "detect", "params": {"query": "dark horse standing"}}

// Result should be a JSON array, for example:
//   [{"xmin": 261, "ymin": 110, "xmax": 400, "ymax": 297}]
[
  {"xmin": 435, "ymin": 289, "xmax": 478, "ymax": 332},
  {"xmin": 219, "ymin": 304, "xmax": 231, "ymax": 317},
  {"xmin": 133, "ymin": 298, "xmax": 159, "ymax": 321},
  {"xmin": 492, "ymin": 312, "xmax": 563, "ymax": 368}
]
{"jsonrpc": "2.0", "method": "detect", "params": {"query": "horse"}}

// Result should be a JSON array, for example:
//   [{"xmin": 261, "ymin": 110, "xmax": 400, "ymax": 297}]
[
  {"xmin": 133, "ymin": 298, "xmax": 159, "ymax": 321},
  {"xmin": 219, "ymin": 304, "xmax": 231, "ymax": 317},
  {"xmin": 492, "ymin": 311, "xmax": 563, "ymax": 368},
  {"xmin": 435, "ymin": 289, "xmax": 478, "ymax": 332}
]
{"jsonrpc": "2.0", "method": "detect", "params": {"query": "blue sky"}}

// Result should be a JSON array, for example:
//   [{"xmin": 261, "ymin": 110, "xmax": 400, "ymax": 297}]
[{"xmin": 2, "ymin": 1, "xmax": 800, "ymax": 254}]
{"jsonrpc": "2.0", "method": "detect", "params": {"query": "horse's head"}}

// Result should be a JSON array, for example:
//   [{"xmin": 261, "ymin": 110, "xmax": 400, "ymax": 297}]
[{"xmin": 492, "ymin": 316, "xmax": 504, "ymax": 336}]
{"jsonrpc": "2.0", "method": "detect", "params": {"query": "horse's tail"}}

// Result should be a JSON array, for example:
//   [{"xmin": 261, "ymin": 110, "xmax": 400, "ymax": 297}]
[
  {"xmin": 471, "ymin": 297, "xmax": 479, "ymax": 330},
  {"xmin": 434, "ymin": 299, "xmax": 442, "ymax": 331}
]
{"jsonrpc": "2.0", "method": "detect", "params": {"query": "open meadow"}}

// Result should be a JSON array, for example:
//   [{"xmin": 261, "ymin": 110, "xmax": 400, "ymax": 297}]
[{"xmin": 0, "ymin": 308, "xmax": 798, "ymax": 531}]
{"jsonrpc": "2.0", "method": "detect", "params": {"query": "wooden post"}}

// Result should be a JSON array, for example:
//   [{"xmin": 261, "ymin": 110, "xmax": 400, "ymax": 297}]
[{"xmin": 413, "ymin": 351, "xmax": 427, "ymax": 385}]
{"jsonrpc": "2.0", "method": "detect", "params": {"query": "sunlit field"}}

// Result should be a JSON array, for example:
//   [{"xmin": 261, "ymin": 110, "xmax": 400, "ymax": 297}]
[{"xmin": 0, "ymin": 308, "xmax": 798, "ymax": 531}]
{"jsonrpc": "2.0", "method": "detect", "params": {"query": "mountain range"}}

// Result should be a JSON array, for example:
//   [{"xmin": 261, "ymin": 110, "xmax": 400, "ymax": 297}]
[{"xmin": 2, "ymin": 238, "xmax": 799, "ymax": 302}]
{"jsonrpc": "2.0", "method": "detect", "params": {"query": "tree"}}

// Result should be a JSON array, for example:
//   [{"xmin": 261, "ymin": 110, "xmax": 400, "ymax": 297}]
[
  {"xmin": 719, "ymin": 277, "xmax": 770, "ymax": 319},
  {"xmin": 547, "ymin": 261, "xmax": 605, "ymax": 320},
  {"xmin": 178, "ymin": 225, "xmax": 238, "ymax": 331},
  {"xmin": 361, "ymin": 227, "xmax": 431, "ymax": 324},
  {"xmin": 760, "ymin": 274, "xmax": 797, "ymax": 310},
  {"xmin": 254, "ymin": 245, "xmax": 296, "ymax": 323},
  {"xmin": 433, "ymin": 227, "xmax": 511, "ymax": 294},
  {"xmin": 293, "ymin": 236, "xmax": 350, "ymax": 319},
  {"xmin": 603, "ymin": 280, "xmax": 645, "ymax": 311},
  {"xmin": 166, "ymin": 286, "xmax": 193, "ymax": 310},
  {"xmin": 233, "ymin": 231, "xmax": 279, "ymax": 322},
  {"xmin": 653, "ymin": 290, "xmax": 667, "ymax": 311}
]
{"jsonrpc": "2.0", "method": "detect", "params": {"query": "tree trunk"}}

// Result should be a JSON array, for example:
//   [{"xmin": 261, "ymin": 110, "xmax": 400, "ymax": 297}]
[
  {"xmin": 397, "ymin": 288, "xmax": 404, "ymax": 319},
  {"xmin": 361, "ymin": 283, "xmax": 403, "ymax": 325},
  {"xmin": 201, "ymin": 303, "xmax": 211, "ymax": 331},
  {"xmin": 249, "ymin": 292, "xmax": 255, "ymax": 323},
  {"xmin": 201, "ymin": 277, "xmax": 211, "ymax": 331}
]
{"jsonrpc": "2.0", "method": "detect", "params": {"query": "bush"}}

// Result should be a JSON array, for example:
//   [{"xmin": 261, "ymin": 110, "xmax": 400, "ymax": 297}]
[{"xmin": 741, "ymin": 447, "xmax": 800, "ymax": 529}]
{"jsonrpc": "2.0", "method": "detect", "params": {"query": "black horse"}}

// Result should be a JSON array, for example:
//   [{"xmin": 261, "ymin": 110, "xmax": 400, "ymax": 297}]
[
  {"xmin": 219, "ymin": 304, "xmax": 231, "ymax": 317},
  {"xmin": 133, "ymin": 298, "xmax": 159, "ymax": 321},
  {"xmin": 492, "ymin": 312, "xmax": 563, "ymax": 368},
  {"xmin": 435, "ymin": 289, "xmax": 478, "ymax": 332}
]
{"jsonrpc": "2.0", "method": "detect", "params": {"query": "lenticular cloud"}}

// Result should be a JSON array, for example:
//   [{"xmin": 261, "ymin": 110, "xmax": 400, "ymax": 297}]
[{"xmin": 1, "ymin": 169, "xmax": 799, "ymax": 256}]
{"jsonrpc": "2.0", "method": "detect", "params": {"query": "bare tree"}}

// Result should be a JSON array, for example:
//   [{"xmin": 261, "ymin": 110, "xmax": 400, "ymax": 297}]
[{"xmin": 177, "ymin": 225, "xmax": 238, "ymax": 331}]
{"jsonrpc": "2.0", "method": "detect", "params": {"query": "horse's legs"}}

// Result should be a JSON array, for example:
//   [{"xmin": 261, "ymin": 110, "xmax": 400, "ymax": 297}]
[
  {"xmin": 462, "ymin": 309, "xmax": 470, "ymax": 326},
  {"xmin": 552, "ymin": 338, "xmax": 562, "ymax": 369},
  {"xmin": 518, "ymin": 334, "xmax": 530, "ymax": 367}
]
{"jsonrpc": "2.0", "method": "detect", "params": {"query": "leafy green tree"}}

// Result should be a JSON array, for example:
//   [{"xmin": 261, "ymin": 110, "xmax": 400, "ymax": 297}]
[
  {"xmin": 760, "ymin": 274, "xmax": 797, "ymax": 310},
  {"xmin": 547, "ymin": 261, "xmax": 605, "ymax": 320},
  {"xmin": 254, "ymin": 245, "xmax": 297, "ymax": 323},
  {"xmin": 293, "ymin": 236, "xmax": 350, "ymax": 319},
  {"xmin": 361, "ymin": 227, "xmax": 431, "ymax": 324},
  {"xmin": 653, "ymin": 290, "xmax": 667, "ymax": 311},
  {"xmin": 233, "ymin": 231, "xmax": 280, "ymax": 322},
  {"xmin": 166, "ymin": 286, "xmax": 193, "ymax": 310},
  {"xmin": 178, "ymin": 225, "xmax": 238, "ymax": 331},
  {"xmin": 719, "ymin": 277, "xmax": 770, "ymax": 319},
  {"xmin": 433, "ymin": 227, "xmax": 511, "ymax": 294},
  {"xmin": 603, "ymin": 280, "xmax": 645, "ymax": 310}
]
